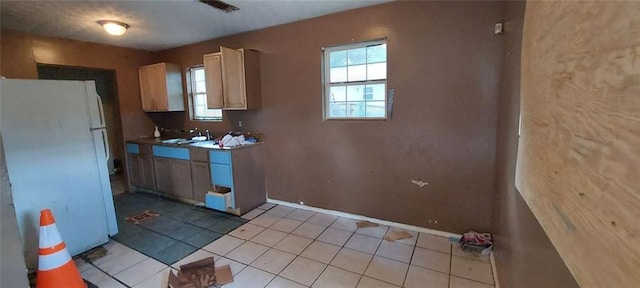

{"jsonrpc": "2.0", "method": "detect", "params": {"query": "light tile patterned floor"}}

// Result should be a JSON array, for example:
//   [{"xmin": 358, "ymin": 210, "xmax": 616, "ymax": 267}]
[{"xmin": 80, "ymin": 204, "xmax": 495, "ymax": 287}]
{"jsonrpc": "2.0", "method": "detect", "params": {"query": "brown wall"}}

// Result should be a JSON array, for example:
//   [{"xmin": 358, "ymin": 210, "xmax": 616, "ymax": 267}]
[
  {"xmin": 0, "ymin": 29, "xmax": 157, "ymax": 157},
  {"xmin": 157, "ymin": 1, "xmax": 503, "ymax": 233},
  {"xmin": 491, "ymin": 1, "xmax": 579, "ymax": 287}
]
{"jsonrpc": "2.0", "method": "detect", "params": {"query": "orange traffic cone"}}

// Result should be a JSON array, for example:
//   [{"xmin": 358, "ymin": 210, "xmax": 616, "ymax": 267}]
[{"xmin": 36, "ymin": 209, "xmax": 87, "ymax": 288}]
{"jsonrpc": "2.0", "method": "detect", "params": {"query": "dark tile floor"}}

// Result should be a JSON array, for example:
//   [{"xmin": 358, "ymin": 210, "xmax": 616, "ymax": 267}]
[{"xmin": 112, "ymin": 192, "xmax": 248, "ymax": 265}]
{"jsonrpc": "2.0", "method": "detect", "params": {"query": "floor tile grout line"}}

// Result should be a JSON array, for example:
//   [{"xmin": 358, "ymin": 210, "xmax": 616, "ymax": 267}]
[
  {"xmin": 116, "ymin": 206, "xmax": 234, "ymax": 236},
  {"xmin": 118, "ymin": 229, "xmax": 209, "ymax": 263},
  {"xmin": 86, "ymin": 241, "xmax": 151, "ymax": 273},
  {"xmin": 358, "ymin": 236, "xmax": 407, "ymax": 288},
  {"xmin": 266, "ymin": 253, "xmax": 320, "ymax": 287},
  {"xmin": 112, "ymin": 238, "xmax": 188, "ymax": 269},
  {"xmin": 226, "ymin": 239, "xmax": 271, "ymax": 266},
  {"xmin": 448, "ymin": 242, "xmax": 454, "ymax": 288},
  {"xmin": 81, "ymin": 255, "xmax": 133, "ymax": 288},
  {"xmin": 115, "ymin": 206, "xmax": 245, "ymax": 258},
  {"xmin": 114, "ymin": 228, "xmax": 201, "ymax": 265},
  {"xmin": 305, "ymin": 225, "xmax": 348, "ymax": 288},
  {"xmin": 450, "ymin": 274, "xmax": 497, "ymax": 287},
  {"xmin": 116, "ymin": 195, "xmax": 247, "ymax": 227},
  {"xmin": 401, "ymin": 237, "xmax": 421, "ymax": 287},
  {"xmin": 257, "ymin": 213, "xmax": 346, "ymax": 287}
]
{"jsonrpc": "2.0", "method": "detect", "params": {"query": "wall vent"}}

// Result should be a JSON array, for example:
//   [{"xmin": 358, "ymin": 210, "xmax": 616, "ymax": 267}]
[{"xmin": 199, "ymin": 0, "xmax": 240, "ymax": 13}]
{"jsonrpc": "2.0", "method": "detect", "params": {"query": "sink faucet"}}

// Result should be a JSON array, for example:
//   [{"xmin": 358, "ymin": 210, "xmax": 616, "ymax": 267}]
[
  {"xmin": 189, "ymin": 128, "xmax": 201, "ymax": 137},
  {"xmin": 205, "ymin": 129, "xmax": 211, "ymax": 140}
]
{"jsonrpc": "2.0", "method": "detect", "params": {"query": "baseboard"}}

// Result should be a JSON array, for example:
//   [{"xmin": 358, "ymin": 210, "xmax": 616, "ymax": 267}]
[
  {"xmin": 490, "ymin": 251, "xmax": 500, "ymax": 288},
  {"xmin": 266, "ymin": 198, "xmax": 462, "ymax": 239}
]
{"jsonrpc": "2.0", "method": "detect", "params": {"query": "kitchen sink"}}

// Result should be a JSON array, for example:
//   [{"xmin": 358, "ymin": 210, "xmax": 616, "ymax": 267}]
[
  {"xmin": 189, "ymin": 140, "xmax": 219, "ymax": 148},
  {"xmin": 161, "ymin": 138, "xmax": 194, "ymax": 145}
]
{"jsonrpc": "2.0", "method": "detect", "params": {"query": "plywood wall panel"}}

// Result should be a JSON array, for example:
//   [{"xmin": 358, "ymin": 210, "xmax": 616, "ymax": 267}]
[{"xmin": 517, "ymin": 2, "xmax": 640, "ymax": 287}]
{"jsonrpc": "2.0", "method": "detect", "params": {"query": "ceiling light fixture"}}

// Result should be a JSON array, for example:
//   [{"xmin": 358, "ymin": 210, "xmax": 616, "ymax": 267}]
[{"xmin": 97, "ymin": 20, "xmax": 129, "ymax": 36}]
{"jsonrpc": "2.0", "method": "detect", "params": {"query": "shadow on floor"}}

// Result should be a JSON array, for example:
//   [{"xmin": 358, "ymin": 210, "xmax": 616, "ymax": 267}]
[
  {"xmin": 109, "ymin": 173, "xmax": 126, "ymax": 196},
  {"xmin": 112, "ymin": 192, "xmax": 248, "ymax": 265}
]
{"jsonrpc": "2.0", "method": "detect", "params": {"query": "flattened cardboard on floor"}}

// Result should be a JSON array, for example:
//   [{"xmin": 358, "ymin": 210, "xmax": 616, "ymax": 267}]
[
  {"xmin": 384, "ymin": 230, "xmax": 413, "ymax": 242},
  {"xmin": 214, "ymin": 265, "xmax": 233, "ymax": 285},
  {"xmin": 167, "ymin": 257, "xmax": 233, "ymax": 288},
  {"xmin": 355, "ymin": 220, "xmax": 379, "ymax": 228}
]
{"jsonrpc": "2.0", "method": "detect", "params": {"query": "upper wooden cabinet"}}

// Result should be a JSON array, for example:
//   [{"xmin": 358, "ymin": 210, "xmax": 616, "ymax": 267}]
[
  {"xmin": 203, "ymin": 47, "xmax": 261, "ymax": 110},
  {"xmin": 138, "ymin": 63, "xmax": 184, "ymax": 112},
  {"xmin": 203, "ymin": 54, "xmax": 224, "ymax": 109}
]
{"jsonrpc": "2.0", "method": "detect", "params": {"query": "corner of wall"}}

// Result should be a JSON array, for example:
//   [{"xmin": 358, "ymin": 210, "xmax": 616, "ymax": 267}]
[{"xmin": 491, "ymin": 1, "xmax": 579, "ymax": 287}]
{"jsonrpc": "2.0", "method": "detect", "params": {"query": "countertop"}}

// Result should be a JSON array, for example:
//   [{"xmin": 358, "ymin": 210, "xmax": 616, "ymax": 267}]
[{"xmin": 127, "ymin": 137, "xmax": 262, "ymax": 150}]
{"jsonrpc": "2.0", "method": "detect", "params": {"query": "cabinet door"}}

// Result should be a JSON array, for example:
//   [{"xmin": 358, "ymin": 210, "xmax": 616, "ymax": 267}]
[
  {"xmin": 154, "ymin": 157, "xmax": 173, "ymax": 194},
  {"xmin": 140, "ymin": 154, "xmax": 156, "ymax": 190},
  {"xmin": 127, "ymin": 154, "xmax": 143, "ymax": 187},
  {"xmin": 204, "ymin": 53, "xmax": 224, "ymax": 109},
  {"xmin": 211, "ymin": 163, "xmax": 233, "ymax": 188},
  {"xmin": 191, "ymin": 161, "xmax": 212, "ymax": 202},
  {"xmin": 171, "ymin": 159, "xmax": 193, "ymax": 199},
  {"xmin": 139, "ymin": 63, "xmax": 169, "ymax": 111},
  {"xmin": 220, "ymin": 47, "xmax": 247, "ymax": 109},
  {"xmin": 138, "ymin": 66, "xmax": 155, "ymax": 111},
  {"xmin": 149, "ymin": 64, "xmax": 169, "ymax": 111}
]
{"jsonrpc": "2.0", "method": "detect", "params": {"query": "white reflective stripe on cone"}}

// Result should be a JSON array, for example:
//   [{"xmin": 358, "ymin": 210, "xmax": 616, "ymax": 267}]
[
  {"xmin": 39, "ymin": 223, "xmax": 63, "ymax": 248},
  {"xmin": 38, "ymin": 248, "xmax": 72, "ymax": 271}
]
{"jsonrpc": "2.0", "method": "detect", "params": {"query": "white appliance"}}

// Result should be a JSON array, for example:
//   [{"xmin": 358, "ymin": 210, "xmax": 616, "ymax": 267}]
[{"xmin": 0, "ymin": 79, "xmax": 118, "ymax": 269}]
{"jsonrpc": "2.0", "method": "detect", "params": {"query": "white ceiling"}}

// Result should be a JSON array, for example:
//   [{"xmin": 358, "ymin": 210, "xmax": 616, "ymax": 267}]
[{"xmin": 0, "ymin": 0, "xmax": 391, "ymax": 51}]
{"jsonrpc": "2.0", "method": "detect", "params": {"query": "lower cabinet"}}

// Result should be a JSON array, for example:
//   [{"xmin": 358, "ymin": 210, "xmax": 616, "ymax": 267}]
[
  {"xmin": 210, "ymin": 163, "xmax": 232, "ymax": 187},
  {"xmin": 153, "ymin": 156, "xmax": 193, "ymax": 200},
  {"xmin": 127, "ymin": 143, "xmax": 155, "ymax": 190},
  {"xmin": 172, "ymin": 159, "xmax": 193, "ymax": 199},
  {"xmin": 191, "ymin": 161, "xmax": 212, "ymax": 202},
  {"xmin": 128, "ymin": 153, "xmax": 143, "ymax": 187},
  {"xmin": 127, "ymin": 141, "xmax": 265, "ymax": 216},
  {"xmin": 140, "ymin": 154, "xmax": 156, "ymax": 189},
  {"xmin": 153, "ymin": 157, "xmax": 172, "ymax": 194},
  {"xmin": 205, "ymin": 189, "xmax": 232, "ymax": 211},
  {"xmin": 207, "ymin": 145, "xmax": 265, "ymax": 215}
]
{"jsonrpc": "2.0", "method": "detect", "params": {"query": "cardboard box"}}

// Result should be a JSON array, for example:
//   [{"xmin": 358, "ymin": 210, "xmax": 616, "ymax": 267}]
[{"xmin": 168, "ymin": 257, "xmax": 233, "ymax": 288}]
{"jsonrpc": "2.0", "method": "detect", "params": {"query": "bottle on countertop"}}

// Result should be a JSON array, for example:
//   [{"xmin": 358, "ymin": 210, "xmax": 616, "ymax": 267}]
[{"xmin": 153, "ymin": 126, "xmax": 161, "ymax": 138}]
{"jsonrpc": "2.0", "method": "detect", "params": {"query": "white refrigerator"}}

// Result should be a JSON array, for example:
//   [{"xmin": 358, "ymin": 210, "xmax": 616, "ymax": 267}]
[{"xmin": 0, "ymin": 79, "xmax": 118, "ymax": 269}]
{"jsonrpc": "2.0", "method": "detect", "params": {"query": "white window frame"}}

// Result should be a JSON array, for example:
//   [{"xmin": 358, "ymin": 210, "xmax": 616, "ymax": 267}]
[
  {"xmin": 322, "ymin": 39, "xmax": 387, "ymax": 120},
  {"xmin": 187, "ymin": 66, "xmax": 222, "ymax": 122}
]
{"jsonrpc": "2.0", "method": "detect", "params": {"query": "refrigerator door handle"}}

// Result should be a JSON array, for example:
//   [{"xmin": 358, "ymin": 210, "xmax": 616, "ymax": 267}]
[
  {"xmin": 96, "ymin": 95, "xmax": 106, "ymax": 127},
  {"xmin": 92, "ymin": 93, "xmax": 110, "ymax": 161},
  {"xmin": 101, "ymin": 129, "xmax": 110, "ymax": 161}
]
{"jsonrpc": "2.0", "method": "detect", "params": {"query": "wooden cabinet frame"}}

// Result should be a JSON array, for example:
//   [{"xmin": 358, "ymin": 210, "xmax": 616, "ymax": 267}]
[
  {"xmin": 138, "ymin": 63, "xmax": 184, "ymax": 112},
  {"xmin": 203, "ymin": 47, "xmax": 260, "ymax": 110}
]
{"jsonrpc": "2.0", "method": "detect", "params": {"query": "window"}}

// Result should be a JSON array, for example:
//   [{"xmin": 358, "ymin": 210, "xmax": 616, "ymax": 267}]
[
  {"xmin": 188, "ymin": 66, "xmax": 222, "ymax": 121},
  {"xmin": 323, "ymin": 40, "xmax": 387, "ymax": 119}
]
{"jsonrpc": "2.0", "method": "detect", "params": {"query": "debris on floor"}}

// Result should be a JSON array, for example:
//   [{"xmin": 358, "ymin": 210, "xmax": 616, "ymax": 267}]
[
  {"xmin": 125, "ymin": 210, "xmax": 159, "ymax": 224},
  {"xmin": 78, "ymin": 246, "xmax": 108, "ymax": 263},
  {"xmin": 355, "ymin": 220, "xmax": 379, "ymax": 228},
  {"xmin": 168, "ymin": 257, "xmax": 233, "ymax": 288},
  {"xmin": 459, "ymin": 231, "xmax": 493, "ymax": 256},
  {"xmin": 383, "ymin": 229, "xmax": 413, "ymax": 242}
]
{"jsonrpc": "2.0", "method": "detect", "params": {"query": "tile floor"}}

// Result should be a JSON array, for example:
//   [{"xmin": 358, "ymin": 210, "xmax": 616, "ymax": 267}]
[
  {"xmin": 79, "ymin": 198, "xmax": 495, "ymax": 288},
  {"xmin": 111, "ymin": 193, "xmax": 247, "ymax": 264},
  {"xmin": 110, "ymin": 173, "xmax": 126, "ymax": 196}
]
